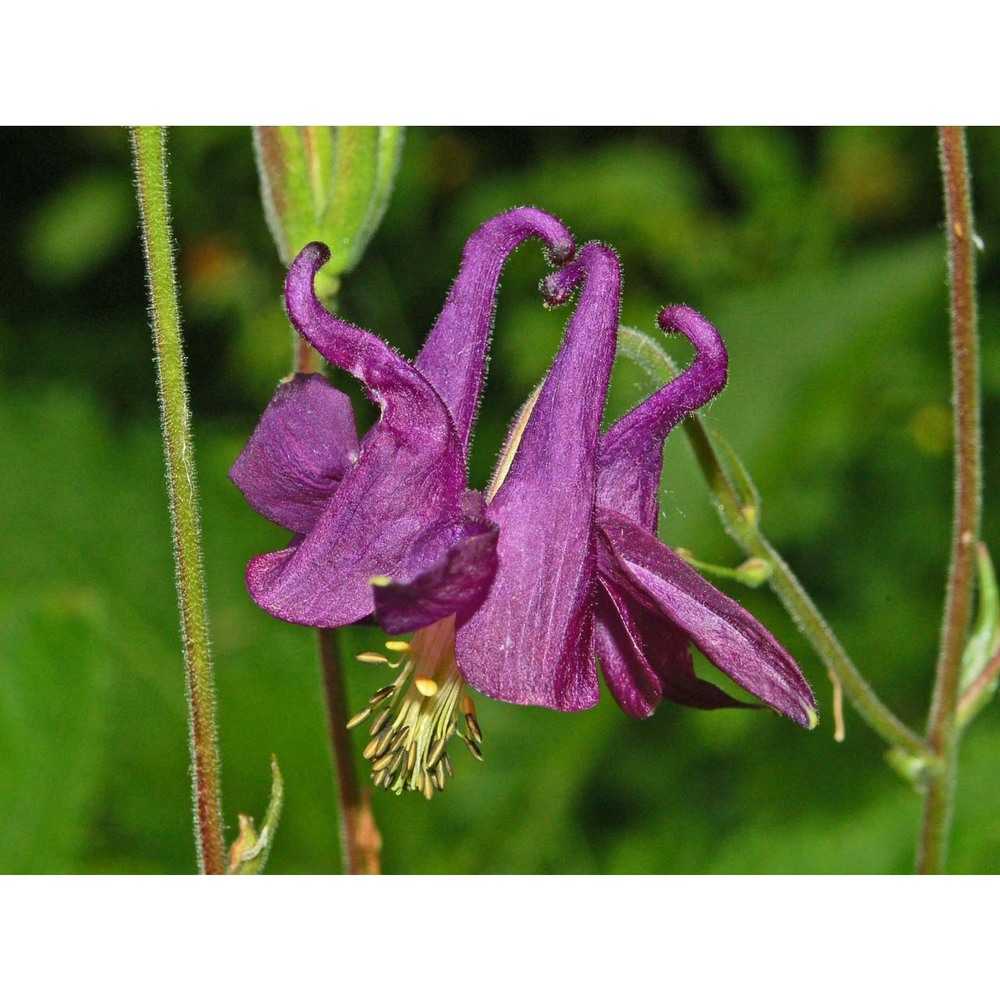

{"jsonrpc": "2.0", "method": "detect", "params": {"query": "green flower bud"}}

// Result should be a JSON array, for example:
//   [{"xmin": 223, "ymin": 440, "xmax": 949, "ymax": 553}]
[
  {"xmin": 734, "ymin": 557, "xmax": 773, "ymax": 587},
  {"xmin": 253, "ymin": 126, "xmax": 405, "ymax": 300}
]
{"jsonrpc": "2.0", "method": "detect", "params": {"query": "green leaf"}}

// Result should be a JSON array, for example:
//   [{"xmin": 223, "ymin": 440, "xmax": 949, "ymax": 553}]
[{"xmin": 961, "ymin": 544, "xmax": 1000, "ymax": 688}]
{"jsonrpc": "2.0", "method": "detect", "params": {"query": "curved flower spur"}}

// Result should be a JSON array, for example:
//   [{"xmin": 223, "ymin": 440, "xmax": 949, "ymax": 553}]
[{"xmin": 231, "ymin": 208, "xmax": 816, "ymax": 798}]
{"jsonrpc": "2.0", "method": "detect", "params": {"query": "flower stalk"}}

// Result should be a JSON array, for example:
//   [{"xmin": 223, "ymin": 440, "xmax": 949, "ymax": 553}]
[
  {"xmin": 917, "ymin": 126, "xmax": 983, "ymax": 874},
  {"xmin": 131, "ymin": 127, "xmax": 226, "ymax": 874},
  {"xmin": 319, "ymin": 629, "xmax": 382, "ymax": 873}
]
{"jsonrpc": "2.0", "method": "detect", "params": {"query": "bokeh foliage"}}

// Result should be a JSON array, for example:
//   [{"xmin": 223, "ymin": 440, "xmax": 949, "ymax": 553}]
[{"xmin": 1, "ymin": 127, "xmax": 998, "ymax": 873}]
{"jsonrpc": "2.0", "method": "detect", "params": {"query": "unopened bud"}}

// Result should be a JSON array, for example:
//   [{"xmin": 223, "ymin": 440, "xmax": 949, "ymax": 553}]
[
  {"xmin": 253, "ymin": 126, "xmax": 405, "ymax": 299},
  {"xmin": 734, "ymin": 557, "xmax": 772, "ymax": 587}
]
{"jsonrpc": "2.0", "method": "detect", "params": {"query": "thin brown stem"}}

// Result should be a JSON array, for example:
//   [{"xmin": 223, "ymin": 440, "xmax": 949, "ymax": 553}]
[
  {"xmin": 318, "ymin": 629, "xmax": 382, "ymax": 874},
  {"xmin": 295, "ymin": 301, "xmax": 379, "ymax": 872},
  {"xmin": 917, "ymin": 127, "xmax": 982, "ymax": 874}
]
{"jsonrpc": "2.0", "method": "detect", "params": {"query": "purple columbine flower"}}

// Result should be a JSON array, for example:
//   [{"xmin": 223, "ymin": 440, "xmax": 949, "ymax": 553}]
[{"xmin": 231, "ymin": 208, "xmax": 817, "ymax": 798}]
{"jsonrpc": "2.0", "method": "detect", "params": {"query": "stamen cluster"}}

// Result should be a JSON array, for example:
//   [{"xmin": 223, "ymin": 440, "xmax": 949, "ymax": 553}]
[{"xmin": 346, "ymin": 623, "xmax": 484, "ymax": 798}]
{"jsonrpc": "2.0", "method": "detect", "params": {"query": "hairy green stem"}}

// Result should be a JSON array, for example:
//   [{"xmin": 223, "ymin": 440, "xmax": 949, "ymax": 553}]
[
  {"xmin": 319, "ymin": 629, "xmax": 381, "ymax": 874},
  {"xmin": 131, "ymin": 127, "xmax": 226, "ymax": 875},
  {"xmin": 917, "ymin": 127, "xmax": 982, "ymax": 874},
  {"xmin": 619, "ymin": 327, "xmax": 928, "ymax": 761},
  {"xmin": 695, "ymin": 415, "xmax": 927, "ymax": 759}
]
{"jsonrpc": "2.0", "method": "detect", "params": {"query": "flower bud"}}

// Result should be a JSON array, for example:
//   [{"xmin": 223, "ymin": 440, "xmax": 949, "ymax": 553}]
[
  {"xmin": 734, "ymin": 557, "xmax": 773, "ymax": 587},
  {"xmin": 253, "ymin": 126, "xmax": 405, "ymax": 299}
]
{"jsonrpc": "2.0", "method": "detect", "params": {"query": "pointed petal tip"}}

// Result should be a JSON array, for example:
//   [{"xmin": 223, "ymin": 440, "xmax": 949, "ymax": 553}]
[
  {"xmin": 775, "ymin": 685, "xmax": 819, "ymax": 729},
  {"xmin": 597, "ymin": 509, "xmax": 818, "ymax": 729}
]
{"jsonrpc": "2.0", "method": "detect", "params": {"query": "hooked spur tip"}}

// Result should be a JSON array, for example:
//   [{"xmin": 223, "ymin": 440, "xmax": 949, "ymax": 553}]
[
  {"xmin": 294, "ymin": 241, "xmax": 332, "ymax": 270},
  {"xmin": 540, "ymin": 263, "xmax": 582, "ymax": 306},
  {"xmin": 657, "ymin": 304, "xmax": 691, "ymax": 335},
  {"xmin": 540, "ymin": 274, "xmax": 571, "ymax": 306},
  {"xmin": 546, "ymin": 238, "xmax": 574, "ymax": 266}
]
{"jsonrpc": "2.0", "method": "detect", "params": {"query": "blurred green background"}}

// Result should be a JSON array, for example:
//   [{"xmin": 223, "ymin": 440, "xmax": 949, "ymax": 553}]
[{"xmin": 1, "ymin": 127, "xmax": 998, "ymax": 874}]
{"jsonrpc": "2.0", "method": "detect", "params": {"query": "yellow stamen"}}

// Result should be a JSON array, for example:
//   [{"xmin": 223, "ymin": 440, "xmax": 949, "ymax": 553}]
[
  {"xmin": 356, "ymin": 652, "xmax": 389, "ymax": 665},
  {"xmin": 415, "ymin": 677, "xmax": 439, "ymax": 697},
  {"xmin": 350, "ymin": 615, "xmax": 484, "ymax": 797}
]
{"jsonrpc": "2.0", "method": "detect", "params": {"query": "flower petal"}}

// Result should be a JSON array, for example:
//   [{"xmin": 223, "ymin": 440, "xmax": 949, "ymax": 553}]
[
  {"xmin": 415, "ymin": 207, "xmax": 574, "ymax": 453},
  {"xmin": 594, "ymin": 582, "xmax": 662, "ymax": 718},
  {"xmin": 372, "ymin": 518, "xmax": 499, "ymax": 634},
  {"xmin": 597, "ymin": 508, "xmax": 817, "ymax": 727},
  {"xmin": 456, "ymin": 244, "xmax": 620, "ymax": 710},
  {"xmin": 596, "ymin": 578, "xmax": 751, "ymax": 719},
  {"xmin": 599, "ymin": 305, "xmax": 729, "ymax": 531},
  {"xmin": 246, "ymin": 244, "xmax": 468, "ymax": 628},
  {"xmin": 229, "ymin": 373, "xmax": 359, "ymax": 534}
]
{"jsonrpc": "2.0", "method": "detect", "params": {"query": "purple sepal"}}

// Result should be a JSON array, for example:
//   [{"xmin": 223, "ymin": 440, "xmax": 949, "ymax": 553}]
[
  {"xmin": 596, "ymin": 508, "xmax": 817, "ymax": 727},
  {"xmin": 229, "ymin": 373, "xmax": 359, "ymax": 535},
  {"xmin": 235, "ymin": 214, "xmax": 577, "ymax": 631},
  {"xmin": 594, "ymin": 583, "xmax": 663, "ymax": 718},
  {"xmin": 457, "ymin": 244, "xmax": 620, "ymax": 711},
  {"xmin": 373, "ymin": 519, "xmax": 500, "ymax": 634}
]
